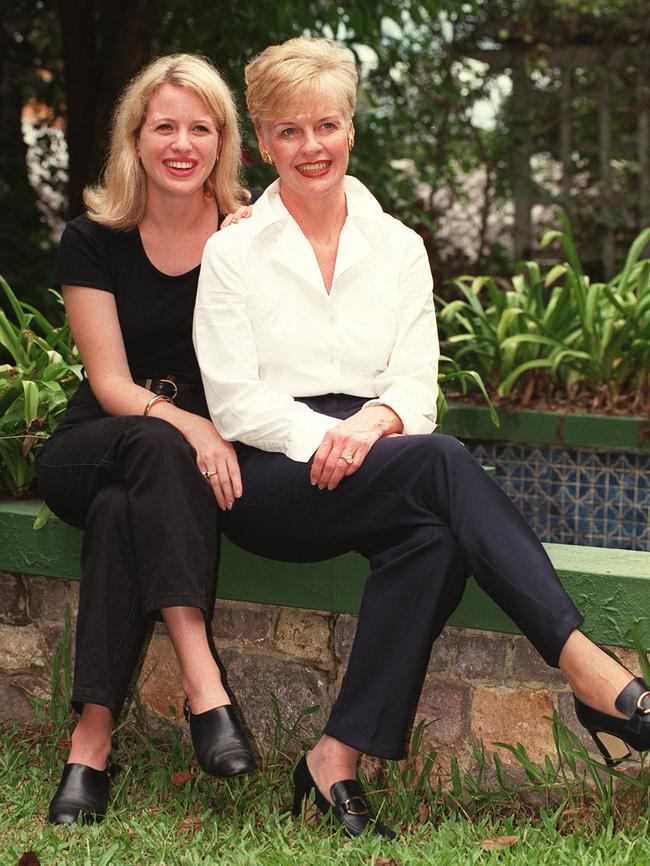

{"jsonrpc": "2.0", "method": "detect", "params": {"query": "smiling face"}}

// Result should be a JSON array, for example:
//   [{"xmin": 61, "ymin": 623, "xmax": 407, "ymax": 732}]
[
  {"xmin": 258, "ymin": 100, "xmax": 353, "ymax": 209},
  {"xmin": 136, "ymin": 83, "xmax": 221, "ymax": 204}
]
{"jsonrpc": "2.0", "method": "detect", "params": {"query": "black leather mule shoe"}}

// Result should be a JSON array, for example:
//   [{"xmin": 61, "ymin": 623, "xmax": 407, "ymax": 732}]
[
  {"xmin": 48, "ymin": 763, "xmax": 110, "ymax": 824},
  {"xmin": 184, "ymin": 699, "xmax": 256, "ymax": 778},
  {"xmin": 574, "ymin": 677, "xmax": 650, "ymax": 766},
  {"xmin": 292, "ymin": 754, "xmax": 396, "ymax": 839}
]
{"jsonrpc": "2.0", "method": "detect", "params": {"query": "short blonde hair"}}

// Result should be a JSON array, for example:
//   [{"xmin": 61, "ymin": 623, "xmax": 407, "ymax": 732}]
[
  {"xmin": 84, "ymin": 54, "xmax": 246, "ymax": 229},
  {"xmin": 245, "ymin": 37, "xmax": 357, "ymax": 129}
]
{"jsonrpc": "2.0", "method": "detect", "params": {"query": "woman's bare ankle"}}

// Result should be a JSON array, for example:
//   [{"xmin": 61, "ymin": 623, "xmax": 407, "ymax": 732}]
[
  {"xmin": 307, "ymin": 736, "xmax": 360, "ymax": 804},
  {"xmin": 559, "ymin": 630, "xmax": 633, "ymax": 718},
  {"xmin": 67, "ymin": 704, "xmax": 113, "ymax": 770},
  {"xmin": 182, "ymin": 674, "xmax": 231, "ymax": 715}
]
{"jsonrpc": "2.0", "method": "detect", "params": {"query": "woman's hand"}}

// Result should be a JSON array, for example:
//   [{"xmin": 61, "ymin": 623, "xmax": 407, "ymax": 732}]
[
  {"xmin": 180, "ymin": 415, "xmax": 242, "ymax": 510},
  {"xmin": 310, "ymin": 405, "xmax": 403, "ymax": 491},
  {"xmin": 220, "ymin": 205, "xmax": 253, "ymax": 228}
]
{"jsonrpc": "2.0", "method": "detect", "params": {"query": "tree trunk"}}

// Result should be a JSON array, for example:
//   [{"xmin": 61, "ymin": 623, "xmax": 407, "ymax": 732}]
[
  {"xmin": 559, "ymin": 63, "xmax": 572, "ymax": 208},
  {"xmin": 56, "ymin": 0, "xmax": 99, "ymax": 218},
  {"xmin": 511, "ymin": 53, "xmax": 532, "ymax": 260},
  {"xmin": 0, "ymin": 20, "xmax": 51, "ymax": 300},
  {"xmin": 90, "ymin": 0, "xmax": 157, "ymax": 187},
  {"xmin": 637, "ymin": 62, "xmax": 649, "ymax": 235},
  {"xmin": 598, "ymin": 68, "xmax": 615, "ymax": 277},
  {"xmin": 56, "ymin": 0, "xmax": 156, "ymax": 217}
]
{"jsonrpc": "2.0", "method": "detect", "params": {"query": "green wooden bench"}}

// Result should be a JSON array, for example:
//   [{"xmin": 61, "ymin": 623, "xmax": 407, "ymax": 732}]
[{"xmin": 0, "ymin": 499, "xmax": 648, "ymax": 650}]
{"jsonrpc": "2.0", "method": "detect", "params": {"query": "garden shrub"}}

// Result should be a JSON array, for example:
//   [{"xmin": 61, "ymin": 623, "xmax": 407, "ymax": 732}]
[
  {"xmin": 438, "ymin": 216, "xmax": 650, "ymax": 413},
  {"xmin": 0, "ymin": 276, "xmax": 81, "ymax": 496}
]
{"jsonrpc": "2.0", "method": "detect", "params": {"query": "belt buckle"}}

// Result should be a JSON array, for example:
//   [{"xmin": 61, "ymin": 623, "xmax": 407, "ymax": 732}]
[{"xmin": 159, "ymin": 376, "xmax": 178, "ymax": 401}]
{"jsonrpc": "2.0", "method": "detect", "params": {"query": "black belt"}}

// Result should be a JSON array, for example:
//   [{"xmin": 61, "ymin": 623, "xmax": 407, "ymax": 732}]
[{"xmin": 135, "ymin": 375, "xmax": 203, "ymax": 401}]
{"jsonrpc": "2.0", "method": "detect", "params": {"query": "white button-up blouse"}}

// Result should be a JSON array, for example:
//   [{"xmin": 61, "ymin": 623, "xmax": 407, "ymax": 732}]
[{"xmin": 193, "ymin": 176, "xmax": 440, "ymax": 462}]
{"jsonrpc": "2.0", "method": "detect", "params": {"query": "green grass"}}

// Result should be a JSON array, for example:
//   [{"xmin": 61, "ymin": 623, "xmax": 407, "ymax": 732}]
[
  {"xmin": 2, "ymin": 713, "xmax": 649, "ymax": 866},
  {"xmin": 3, "ymin": 615, "xmax": 648, "ymax": 864}
]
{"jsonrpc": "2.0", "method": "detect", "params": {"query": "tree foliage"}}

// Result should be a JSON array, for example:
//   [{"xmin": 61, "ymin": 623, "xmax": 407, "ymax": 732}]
[{"xmin": 3, "ymin": 0, "xmax": 648, "ymax": 308}]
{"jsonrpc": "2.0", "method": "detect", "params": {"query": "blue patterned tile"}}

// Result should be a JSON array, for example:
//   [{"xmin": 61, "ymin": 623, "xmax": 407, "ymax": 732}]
[{"xmin": 468, "ymin": 440, "xmax": 650, "ymax": 551}]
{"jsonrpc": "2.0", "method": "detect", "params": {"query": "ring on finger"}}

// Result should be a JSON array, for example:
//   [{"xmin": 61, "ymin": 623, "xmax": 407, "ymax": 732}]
[
  {"xmin": 342, "ymin": 454, "xmax": 354, "ymax": 465},
  {"xmin": 204, "ymin": 470, "xmax": 217, "ymax": 479}
]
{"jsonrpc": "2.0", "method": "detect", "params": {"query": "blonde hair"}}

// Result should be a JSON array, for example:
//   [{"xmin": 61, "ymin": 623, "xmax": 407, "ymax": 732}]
[
  {"xmin": 245, "ymin": 37, "xmax": 357, "ymax": 129},
  {"xmin": 84, "ymin": 54, "xmax": 246, "ymax": 228}
]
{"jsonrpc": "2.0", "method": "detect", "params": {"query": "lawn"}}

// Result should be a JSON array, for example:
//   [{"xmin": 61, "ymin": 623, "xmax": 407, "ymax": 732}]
[{"xmin": 2, "ymin": 707, "xmax": 648, "ymax": 866}]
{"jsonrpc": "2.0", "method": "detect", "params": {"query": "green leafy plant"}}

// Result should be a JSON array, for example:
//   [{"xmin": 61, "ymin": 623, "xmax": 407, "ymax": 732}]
[
  {"xmin": 437, "ymin": 354, "xmax": 499, "ymax": 427},
  {"xmin": 0, "ymin": 275, "xmax": 82, "ymax": 496},
  {"xmin": 438, "ymin": 217, "xmax": 650, "ymax": 413}
]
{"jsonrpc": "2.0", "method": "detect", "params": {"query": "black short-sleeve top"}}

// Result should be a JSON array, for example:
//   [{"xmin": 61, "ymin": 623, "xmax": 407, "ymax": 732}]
[{"xmin": 54, "ymin": 213, "xmax": 211, "ymax": 381}]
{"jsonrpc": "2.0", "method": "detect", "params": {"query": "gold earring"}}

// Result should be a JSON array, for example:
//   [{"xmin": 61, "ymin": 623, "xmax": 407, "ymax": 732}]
[
  {"xmin": 347, "ymin": 131, "xmax": 355, "ymax": 152},
  {"xmin": 261, "ymin": 148, "xmax": 274, "ymax": 165}
]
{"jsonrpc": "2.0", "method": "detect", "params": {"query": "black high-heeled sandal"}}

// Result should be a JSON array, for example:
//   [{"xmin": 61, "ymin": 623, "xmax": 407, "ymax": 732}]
[
  {"xmin": 184, "ymin": 699, "xmax": 256, "ymax": 778},
  {"xmin": 48, "ymin": 762, "xmax": 112, "ymax": 824},
  {"xmin": 292, "ymin": 754, "xmax": 396, "ymax": 839},
  {"xmin": 574, "ymin": 677, "xmax": 650, "ymax": 766}
]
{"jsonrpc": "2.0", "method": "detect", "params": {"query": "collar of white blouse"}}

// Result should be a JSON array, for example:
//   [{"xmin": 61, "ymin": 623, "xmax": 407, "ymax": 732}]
[{"xmin": 250, "ymin": 176, "xmax": 381, "ymax": 295}]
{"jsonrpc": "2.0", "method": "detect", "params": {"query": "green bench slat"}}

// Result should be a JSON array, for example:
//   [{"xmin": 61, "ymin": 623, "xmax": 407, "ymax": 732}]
[{"xmin": 1, "ymin": 500, "xmax": 648, "ymax": 650}]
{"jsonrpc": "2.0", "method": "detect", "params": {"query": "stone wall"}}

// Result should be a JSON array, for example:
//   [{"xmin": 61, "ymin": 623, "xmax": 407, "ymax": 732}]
[{"xmin": 1, "ymin": 571, "xmax": 646, "ymax": 768}]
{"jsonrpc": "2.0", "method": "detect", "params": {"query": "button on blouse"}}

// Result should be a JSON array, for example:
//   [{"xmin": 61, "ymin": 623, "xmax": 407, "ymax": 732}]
[{"xmin": 194, "ymin": 176, "xmax": 440, "ymax": 462}]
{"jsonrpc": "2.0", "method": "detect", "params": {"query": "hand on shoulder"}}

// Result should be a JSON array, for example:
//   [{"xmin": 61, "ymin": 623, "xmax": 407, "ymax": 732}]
[{"xmin": 220, "ymin": 204, "xmax": 253, "ymax": 229}]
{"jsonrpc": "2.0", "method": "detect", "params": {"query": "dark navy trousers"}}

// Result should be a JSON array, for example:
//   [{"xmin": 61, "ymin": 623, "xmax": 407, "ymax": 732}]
[
  {"xmin": 223, "ymin": 394, "xmax": 583, "ymax": 759},
  {"xmin": 37, "ymin": 380, "xmax": 219, "ymax": 716}
]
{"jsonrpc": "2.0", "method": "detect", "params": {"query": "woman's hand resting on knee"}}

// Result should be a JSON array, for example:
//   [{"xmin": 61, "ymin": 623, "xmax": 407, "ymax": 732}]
[
  {"xmin": 310, "ymin": 405, "xmax": 403, "ymax": 491},
  {"xmin": 181, "ymin": 416, "xmax": 242, "ymax": 510}
]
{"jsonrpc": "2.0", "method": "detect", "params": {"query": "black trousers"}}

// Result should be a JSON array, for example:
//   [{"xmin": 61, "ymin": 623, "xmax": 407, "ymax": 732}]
[
  {"xmin": 37, "ymin": 381, "xmax": 219, "ymax": 716},
  {"xmin": 223, "ymin": 394, "xmax": 584, "ymax": 760}
]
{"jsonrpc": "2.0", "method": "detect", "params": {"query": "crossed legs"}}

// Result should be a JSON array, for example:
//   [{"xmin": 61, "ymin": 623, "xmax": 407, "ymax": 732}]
[{"xmin": 225, "ymin": 428, "xmax": 640, "ymax": 800}]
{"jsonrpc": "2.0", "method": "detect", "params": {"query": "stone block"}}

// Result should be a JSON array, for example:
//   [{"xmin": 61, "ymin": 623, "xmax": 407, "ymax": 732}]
[
  {"xmin": 212, "ymin": 600, "xmax": 275, "ymax": 648},
  {"xmin": 13, "ymin": 673, "xmax": 50, "ymax": 702},
  {"xmin": 219, "ymin": 648, "xmax": 331, "ymax": 746},
  {"xmin": 0, "ymin": 624, "xmax": 46, "ymax": 673},
  {"xmin": 27, "ymin": 577, "xmax": 73, "ymax": 623},
  {"xmin": 456, "ymin": 630, "xmax": 507, "ymax": 681},
  {"xmin": 471, "ymin": 687, "xmax": 556, "ymax": 765},
  {"xmin": 331, "ymin": 660, "xmax": 347, "ymax": 700},
  {"xmin": 0, "ymin": 573, "xmax": 27, "ymax": 625},
  {"xmin": 510, "ymin": 637, "xmax": 566, "ymax": 685},
  {"xmin": 426, "ymin": 629, "xmax": 458, "ymax": 679},
  {"xmin": 333, "ymin": 614, "xmax": 357, "ymax": 663},
  {"xmin": 41, "ymin": 623, "xmax": 66, "ymax": 658},
  {"xmin": 0, "ymin": 676, "xmax": 36, "ymax": 722},
  {"xmin": 68, "ymin": 581, "xmax": 80, "ymax": 613},
  {"xmin": 138, "ymin": 634, "xmax": 185, "ymax": 719},
  {"xmin": 416, "ymin": 680, "xmax": 470, "ymax": 747},
  {"xmin": 274, "ymin": 608, "xmax": 332, "ymax": 668}
]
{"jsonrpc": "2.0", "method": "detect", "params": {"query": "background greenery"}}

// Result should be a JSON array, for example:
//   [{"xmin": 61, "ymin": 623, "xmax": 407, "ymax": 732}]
[
  {"xmin": 3, "ymin": 0, "xmax": 649, "ymax": 311},
  {"xmin": 438, "ymin": 221, "xmax": 650, "ymax": 413},
  {"xmin": 0, "ymin": 276, "xmax": 80, "ymax": 496}
]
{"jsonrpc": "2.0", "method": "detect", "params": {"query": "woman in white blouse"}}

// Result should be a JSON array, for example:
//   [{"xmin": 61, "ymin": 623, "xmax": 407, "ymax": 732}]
[{"xmin": 194, "ymin": 37, "xmax": 650, "ymax": 838}]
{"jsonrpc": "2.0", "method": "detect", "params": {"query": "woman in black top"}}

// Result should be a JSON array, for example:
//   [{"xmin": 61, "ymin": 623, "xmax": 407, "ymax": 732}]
[{"xmin": 37, "ymin": 54, "xmax": 255, "ymax": 824}]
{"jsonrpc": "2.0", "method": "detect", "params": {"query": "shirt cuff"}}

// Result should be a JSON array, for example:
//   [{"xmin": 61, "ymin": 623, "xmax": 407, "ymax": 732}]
[
  {"xmin": 363, "ymin": 396, "xmax": 437, "ymax": 435},
  {"xmin": 286, "ymin": 412, "xmax": 341, "ymax": 462}
]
